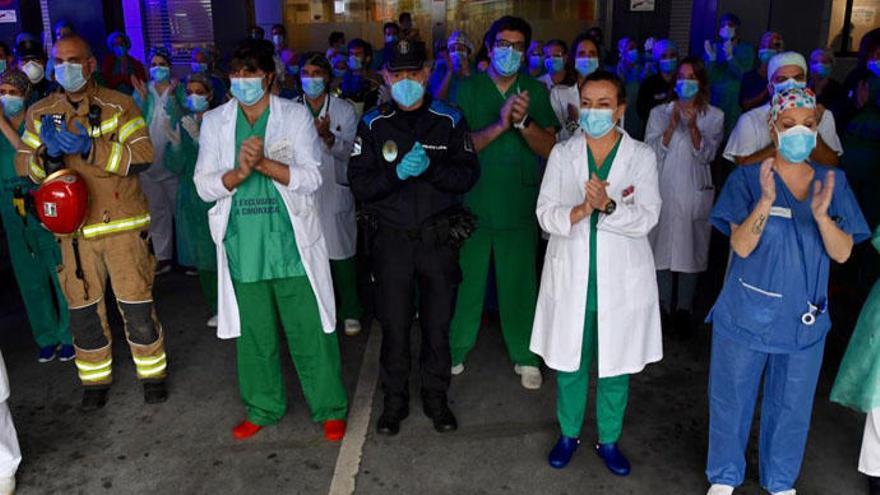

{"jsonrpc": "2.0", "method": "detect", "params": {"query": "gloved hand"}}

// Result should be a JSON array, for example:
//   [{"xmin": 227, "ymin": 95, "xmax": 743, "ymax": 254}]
[
  {"xmin": 722, "ymin": 40, "xmax": 734, "ymax": 61},
  {"xmin": 39, "ymin": 115, "xmax": 63, "ymax": 158},
  {"xmin": 395, "ymin": 142, "xmax": 430, "ymax": 180},
  {"xmin": 164, "ymin": 120, "xmax": 182, "ymax": 147},
  {"xmin": 56, "ymin": 120, "xmax": 92, "ymax": 156},
  {"xmin": 180, "ymin": 115, "xmax": 200, "ymax": 141},
  {"xmin": 644, "ymin": 38, "xmax": 655, "ymax": 56},
  {"xmin": 703, "ymin": 40, "xmax": 717, "ymax": 62}
]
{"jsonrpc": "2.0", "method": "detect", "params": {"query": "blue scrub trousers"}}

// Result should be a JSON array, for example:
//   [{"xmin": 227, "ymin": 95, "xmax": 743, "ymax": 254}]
[{"xmin": 706, "ymin": 328, "xmax": 825, "ymax": 493}]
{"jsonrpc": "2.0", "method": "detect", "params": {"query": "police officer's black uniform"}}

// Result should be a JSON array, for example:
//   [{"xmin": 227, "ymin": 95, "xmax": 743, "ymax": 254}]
[{"xmin": 348, "ymin": 40, "xmax": 480, "ymax": 435}]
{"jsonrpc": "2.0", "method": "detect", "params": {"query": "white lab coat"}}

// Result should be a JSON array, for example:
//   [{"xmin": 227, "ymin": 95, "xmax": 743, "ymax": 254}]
[
  {"xmin": 645, "ymin": 102, "xmax": 725, "ymax": 273},
  {"xmin": 194, "ymin": 96, "xmax": 336, "ymax": 339},
  {"xmin": 550, "ymin": 83, "xmax": 580, "ymax": 142},
  {"xmin": 0, "ymin": 352, "xmax": 20, "ymax": 479},
  {"xmin": 530, "ymin": 130, "xmax": 664, "ymax": 376},
  {"xmin": 295, "ymin": 94, "xmax": 358, "ymax": 260},
  {"xmin": 722, "ymin": 103, "xmax": 843, "ymax": 162}
]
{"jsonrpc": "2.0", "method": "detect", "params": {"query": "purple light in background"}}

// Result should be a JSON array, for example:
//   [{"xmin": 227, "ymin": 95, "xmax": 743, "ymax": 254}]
[{"xmin": 122, "ymin": 0, "xmax": 146, "ymax": 63}]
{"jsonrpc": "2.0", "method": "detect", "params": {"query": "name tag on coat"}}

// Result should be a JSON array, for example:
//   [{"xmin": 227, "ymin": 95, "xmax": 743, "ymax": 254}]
[{"xmin": 769, "ymin": 206, "xmax": 792, "ymax": 219}]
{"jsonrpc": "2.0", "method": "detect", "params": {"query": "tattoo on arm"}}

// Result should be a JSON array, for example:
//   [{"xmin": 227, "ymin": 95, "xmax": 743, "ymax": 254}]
[{"xmin": 751, "ymin": 214, "xmax": 767, "ymax": 235}]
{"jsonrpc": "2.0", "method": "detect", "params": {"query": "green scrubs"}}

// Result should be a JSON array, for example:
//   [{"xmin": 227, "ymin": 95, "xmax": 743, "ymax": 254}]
[
  {"xmin": 0, "ymin": 121, "xmax": 70, "ymax": 348},
  {"xmin": 225, "ymin": 106, "xmax": 347, "ymax": 425},
  {"xmin": 450, "ymin": 72, "xmax": 558, "ymax": 368},
  {"xmin": 330, "ymin": 257, "xmax": 362, "ymax": 321},
  {"xmin": 163, "ymin": 119, "xmax": 217, "ymax": 312},
  {"xmin": 707, "ymin": 41, "xmax": 755, "ymax": 136},
  {"xmin": 556, "ymin": 137, "xmax": 629, "ymax": 442}
]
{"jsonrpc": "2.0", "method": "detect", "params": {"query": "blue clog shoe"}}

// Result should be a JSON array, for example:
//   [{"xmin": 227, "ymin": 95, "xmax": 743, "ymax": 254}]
[
  {"xmin": 595, "ymin": 442, "xmax": 631, "ymax": 476},
  {"xmin": 548, "ymin": 436, "xmax": 579, "ymax": 469}
]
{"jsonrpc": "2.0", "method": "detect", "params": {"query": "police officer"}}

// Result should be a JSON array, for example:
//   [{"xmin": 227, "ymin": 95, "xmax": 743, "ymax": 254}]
[
  {"xmin": 17, "ymin": 35, "xmax": 165, "ymax": 410},
  {"xmin": 348, "ymin": 40, "xmax": 480, "ymax": 436}
]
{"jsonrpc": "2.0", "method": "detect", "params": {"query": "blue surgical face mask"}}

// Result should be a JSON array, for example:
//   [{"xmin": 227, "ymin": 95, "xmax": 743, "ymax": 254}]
[
  {"xmin": 348, "ymin": 56, "xmax": 363, "ymax": 71},
  {"xmin": 544, "ymin": 56, "xmax": 564, "ymax": 74},
  {"xmin": 385, "ymin": 35, "xmax": 398, "ymax": 45},
  {"xmin": 759, "ymin": 48, "xmax": 778, "ymax": 64},
  {"xmin": 333, "ymin": 68, "xmax": 347, "ymax": 78},
  {"xmin": 578, "ymin": 108, "xmax": 616, "ymax": 138},
  {"xmin": 528, "ymin": 54, "xmax": 542, "ymax": 71},
  {"xmin": 450, "ymin": 51, "xmax": 468, "ymax": 69},
  {"xmin": 1, "ymin": 95, "xmax": 24, "ymax": 117},
  {"xmin": 112, "ymin": 45, "xmax": 127, "ymax": 57},
  {"xmin": 775, "ymin": 124, "xmax": 817, "ymax": 163},
  {"xmin": 191, "ymin": 62, "xmax": 208, "ymax": 74},
  {"xmin": 810, "ymin": 62, "xmax": 832, "ymax": 79},
  {"xmin": 150, "ymin": 66, "xmax": 170, "ymax": 82},
  {"xmin": 186, "ymin": 94, "xmax": 209, "ymax": 112},
  {"xmin": 772, "ymin": 77, "xmax": 807, "ymax": 94},
  {"xmin": 492, "ymin": 46, "xmax": 523, "ymax": 76},
  {"xmin": 675, "ymin": 79, "xmax": 700, "ymax": 100},
  {"xmin": 301, "ymin": 76, "xmax": 326, "ymax": 99},
  {"xmin": 286, "ymin": 64, "xmax": 300, "ymax": 76},
  {"xmin": 659, "ymin": 58, "xmax": 678, "ymax": 74},
  {"xmin": 390, "ymin": 78, "xmax": 425, "ymax": 107},
  {"xmin": 574, "ymin": 57, "xmax": 599, "ymax": 77},
  {"xmin": 55, "ymin": 62, "xmax": 88, "ymax": 93},
  {"xmin": 230, "ymin": 77, "xmax": 266, "ymax": 106},
  {"xmin": 625, "ymin": 49, "xmax": 639, "ymax": 63},
  {"xmin": 868, "ymin": 59, "xmax": 880, "ymax": 77}
]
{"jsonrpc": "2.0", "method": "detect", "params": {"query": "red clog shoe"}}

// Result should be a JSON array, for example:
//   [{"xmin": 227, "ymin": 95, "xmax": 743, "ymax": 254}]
[
  {"xmin": 323, "ymin": 419, "xmax": 346, "ymax": 442},
  {"xmin": 232, "ymin": 420, "xmax": 262, "ymax": 440}
]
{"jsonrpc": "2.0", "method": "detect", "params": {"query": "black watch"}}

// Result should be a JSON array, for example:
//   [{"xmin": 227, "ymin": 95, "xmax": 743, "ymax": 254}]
[
  {"xmin": 603, "ymin": 199, "xmax": 617, "ymax": 215},
  {"xmin": 514, "ymin": 114, "xmax": 533, "ymax": 130}
]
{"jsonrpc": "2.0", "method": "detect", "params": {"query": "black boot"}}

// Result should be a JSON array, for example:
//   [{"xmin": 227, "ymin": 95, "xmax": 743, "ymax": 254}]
[
  {"xmin": 81, "ymin": 387, "xmax": 109, "ymax": 412},
  {"xmin": 869, "ymin": 475, "xmax": 880, "ymax": 495},
  {"xmin": 422, "ymin": 396, "xmax": 458, "ymax": 433},
  {"xmin": 143, "ymin": 381, "xmax": 168, "ymax": 404},
  {"xmin": 376, "ymin": 406, "xmax": 409, "ymax": 436}
]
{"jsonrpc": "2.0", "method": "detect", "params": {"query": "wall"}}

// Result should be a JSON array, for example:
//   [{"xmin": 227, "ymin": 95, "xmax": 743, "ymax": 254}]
[
  {"xmin": 211, "ymin": 0, "xmax": 252, "ymax": 60},
  {"xmin": 46, "ymin": 0, "xmax": 110, "ymax": 59},
  {"xmin": 611, "ymin": 0, "xmax": 673, "ymax": 48}
]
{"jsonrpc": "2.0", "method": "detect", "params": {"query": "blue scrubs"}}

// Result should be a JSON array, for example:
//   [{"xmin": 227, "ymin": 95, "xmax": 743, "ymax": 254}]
[{"xmin": 706, "ymin": 163, "xmax": 870, "ymax": 492}]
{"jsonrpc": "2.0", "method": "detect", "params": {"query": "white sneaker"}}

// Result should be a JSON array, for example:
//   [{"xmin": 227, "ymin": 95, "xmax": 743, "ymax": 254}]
[
  {"xmin": 771, "ymin": 491, "xmax": 795, "ymax": 495},
  {"xmin": 0, "ymin": 475, "xmax": 15, "ymax": 495},
  {"xmin": 206, "ymin": 315, "xmax": 218, "ymax": 328},
  {"xmin": 344, "ymin": 319, "xmax": 362, "ymax": 336},
  {"xmin": 451, "ymin": 363, "xmax": 465, "ymax": 375},
  {"xmin": 514, "ymin": 365, "xmax": 542, "ymax": 390},
  {"xmin": 707, "ymin": 484, "xmax": 734, "ymax": 495}
]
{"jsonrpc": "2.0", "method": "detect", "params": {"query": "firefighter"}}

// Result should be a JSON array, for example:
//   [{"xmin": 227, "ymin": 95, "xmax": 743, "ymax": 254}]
[{"xmin": 16, "ymin": 35, "xmax": 167, "ymax": 411}]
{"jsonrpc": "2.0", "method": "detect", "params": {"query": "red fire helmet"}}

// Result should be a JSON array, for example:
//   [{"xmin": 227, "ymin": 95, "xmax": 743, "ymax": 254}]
[{"xmin": 32, "ymin": 169, "xmax": 89, "ymax": 235}]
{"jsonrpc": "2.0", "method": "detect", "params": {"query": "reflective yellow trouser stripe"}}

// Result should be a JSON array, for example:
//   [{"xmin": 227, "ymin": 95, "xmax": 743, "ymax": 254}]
[
  {"xmin": 133, "ymin": 353, "xmax": 167, "ymax": 378},
  {"xmin": 80, "ymin": 213, "xmax": 151, "ymax": 239},
  {"xmin": 75, "ymin": 357, "xmax": 112, "ymax": 383}
]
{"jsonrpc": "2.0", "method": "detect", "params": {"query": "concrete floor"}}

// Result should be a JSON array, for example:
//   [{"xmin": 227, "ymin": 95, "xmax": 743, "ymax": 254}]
[{"xmin": 0, "ymin": 270, "xmax": 869, "ymax": 495}]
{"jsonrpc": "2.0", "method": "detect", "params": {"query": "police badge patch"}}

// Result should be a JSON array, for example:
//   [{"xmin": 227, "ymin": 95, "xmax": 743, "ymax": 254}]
[
  {"xmin": 382, "ymin": 140, "xmax": 399, "ymax": 162},
  {"xmin": 351, "ymin": 136, "xmax": 362, "ymax": 157}
]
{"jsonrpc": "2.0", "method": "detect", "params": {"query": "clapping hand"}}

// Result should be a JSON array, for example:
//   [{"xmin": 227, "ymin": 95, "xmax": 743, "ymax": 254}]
[
  {"xmin": 237, "ymin": 136, "xmax": 263, "ymax": 180},
  {"xmin": 56, "ymin": 120, "xmax": 92, "ymax": 156},
  {"xmin": 811, "ymin": 170, "xmax": 834, "ymax": 221},
  {"xmin": 396, "ymin": 142, "xmax": 430, "ymax": 180},
  {"xmin": 586, "ymin": 172, "xmax": 611, "ymax": 211}
]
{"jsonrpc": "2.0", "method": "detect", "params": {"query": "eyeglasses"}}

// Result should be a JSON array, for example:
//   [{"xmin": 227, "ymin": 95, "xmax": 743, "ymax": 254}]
[{"xmin": 494, "ymin": 39, "xmax": 526, "ymax": 52}]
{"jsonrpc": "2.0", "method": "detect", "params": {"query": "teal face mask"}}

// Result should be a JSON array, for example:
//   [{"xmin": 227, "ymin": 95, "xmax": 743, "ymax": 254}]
[
  {"xmin": 492, "ymin": 46, "xmax": 523, "ymax": 76},
  {"xmin": 348, "ymin": 56, "xmax": 363, "ymax": 71},
  {"xmin": 773, "ymin": 78, "xmax": 807, "ymax": 94},
  {"xmin": 775, "ymin": 124, "xmax": 817, "ymax": 163},
  {"xmin": 675, "ymin": 79, "xmax": 700, "ymax": 100},
  {"xmin": 230, "ymin": 77, "xmax": 265, "ymax": 106},
  {"xmin": 574, "ymin": 57, "xmax": 599, "ymax": 77},
  {"xmin": 810, "ymin": 62, "xmax": 831, "ymax": 79},
  {"xmin": 578, "ymin": 108, "xmax": 616, "ymax": 138},
  {"xmin": 759, "ymin": 49, "xmax": 778, "ymax": 64},
  {"xmin": 55, "ymin": 62, "xmax": 88, "ymax": 93},
  {"xmin": 150, "ymin": 66, "xmax": 170, "ymax": 82},
  {"xmin": 186, "ymin": 94, "xmax": 209, "ymax": 112},
  {"xmin": 544, "ymin": 56, "xmax": 564, "ymax": 74},
  {"xmin": 390, "ymin": 78, "xmax": 425, "ymax": 107},
  {"xmin": 659, "ymin": 58, "xmax": 678, "ymax": 74},
  {"xmin": 1, "ymin": 95, "xmax": 24, "ymax": 117},
  {"xmin": 301, "ymin": 77, "xmax": 326, "ymax": 99},
  {"xmin": 191, "ymin": 62, "xmax": 208, "ymax": 73}
]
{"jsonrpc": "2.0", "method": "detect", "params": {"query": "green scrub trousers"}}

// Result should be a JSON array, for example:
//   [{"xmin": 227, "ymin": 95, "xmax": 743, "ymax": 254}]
[{"xmin": 330, "ymin": 257, "xmax": 362, "ymax": 321}]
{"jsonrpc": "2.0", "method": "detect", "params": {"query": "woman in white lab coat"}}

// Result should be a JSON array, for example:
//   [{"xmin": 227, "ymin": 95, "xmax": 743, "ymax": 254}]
[
  {"xmin": 0, "ymin": 351, "xmax": 20, "ymax": 495},
  {"xmin": 645, "ymin": 56, "xmax": 724, "ymax": 335},
  {"xmin": 295, "ymin": 52, "xmax": 363, "ymax": 337},
  {"xmin": 194, "ymin": 40, "xmax": 347, "ymax": 443},
  {"xmin": 531, "ymin": 71, "xmax": 663, "ymax": 474}
]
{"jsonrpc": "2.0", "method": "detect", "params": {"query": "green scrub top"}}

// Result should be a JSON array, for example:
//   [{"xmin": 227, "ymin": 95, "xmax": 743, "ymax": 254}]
[
  {"xmin": 454, "ymin": 72, "xmax": 559, "ymax": 230},
  {"xmin": 586, "ymin": 135, "xmax": 621, "ymax": 312},
  {"xmin": 224, "ymin": 106, "xmax": 305, "ymax": 283}
]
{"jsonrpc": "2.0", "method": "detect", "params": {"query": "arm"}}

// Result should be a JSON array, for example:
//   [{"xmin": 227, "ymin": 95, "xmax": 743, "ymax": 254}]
[
  {"xmin": 430, "ymin": 64, "xmax": 454, "ymax": 102},
  {"xmin": 471, "ymin": 119, "xmax": 508, "ymax": 153},
  {"xmin": 811, "ymin": 171, "xmax": 854, "ymax": 263},
  {"xmin": 285, "ymin": 106, "xmax": 323, "ymax": 194},
  {"xmin": 816, "ymin": 215, "xmax": 853, "ymax": 263},
  {"xmin": 0, "ymin": 117, "xmax": 23, "ymax": 150},
  {"xmin": 194, "ymin": 115, "xmax": 236, "ymax": 202},
  {"xmin": 423, "ymin": 117, "xmax": 480, "ymax": 193},
  {"xmin": 519, "ymin": 122, "xmax": 556, "ymax": 159},
  {"xmin": 15, "ymin": 107, "xmax": 45, "ymax": 182},
  {"xmin": 691, "ymin": 108, "xmax": 724, "ymax": 163},
  {"xmin": 736, "ymin": 143, "xmax": 775, "ymax": 165},
  {"xmin": 347, "ymin": 121, "xmax": 404, "ymax": 202},
  {"xmin": 643, "ymin": 105, "xmax": 669, "ymax": 162},
  {"xmin": 88, "ymin": 101, "xmax": 154, "ymax": 176},
  {"xmin": 729, "ymin": 160, "xmax": 775, "ymax": 258},
  {"xmin": 596, "ymin": 145, "xmax": 662, "ymax": 237},
  {"xmin": 536, "ymin": 144, "xmax": 582, "ymax": 237}
]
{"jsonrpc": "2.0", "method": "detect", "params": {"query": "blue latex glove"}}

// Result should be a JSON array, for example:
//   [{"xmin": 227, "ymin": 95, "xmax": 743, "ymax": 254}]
[
  {"xmin": 39, "ymin": 115, "xmax": 63, "ymax": 157},
  {"xmin": 56, "ymin": 120, "xmax": 92, "ymax": 156},
  {"xmin": 395, "ymin": 142, "xmax": 430, "ymax": 180}
]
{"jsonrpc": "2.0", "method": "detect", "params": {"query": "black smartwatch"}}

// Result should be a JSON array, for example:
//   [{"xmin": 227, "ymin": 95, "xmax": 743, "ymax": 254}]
[{"xmin": 603, "ymin": 199, "xmax": 617, "ymax": 215}]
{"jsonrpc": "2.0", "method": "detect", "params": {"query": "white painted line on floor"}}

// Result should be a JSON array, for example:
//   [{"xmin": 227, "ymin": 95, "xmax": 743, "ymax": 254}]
[{"xmin": 328, "ymin": 322, "xmax": 382, "ymax": 495}]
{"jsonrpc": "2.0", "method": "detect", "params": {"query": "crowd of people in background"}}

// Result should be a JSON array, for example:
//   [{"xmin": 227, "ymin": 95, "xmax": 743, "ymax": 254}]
[{"xmin": 0, "ymin": 9, "xmax": 875, "ymax": 495}]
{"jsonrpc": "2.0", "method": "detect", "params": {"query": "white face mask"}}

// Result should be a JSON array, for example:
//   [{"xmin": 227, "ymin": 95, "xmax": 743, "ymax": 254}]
[{"xmin": 22, "ymin": 61, "xmax": 44, "ymax": 83}]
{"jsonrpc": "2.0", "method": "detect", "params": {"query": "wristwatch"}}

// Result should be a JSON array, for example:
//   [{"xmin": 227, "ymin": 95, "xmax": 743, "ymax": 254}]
[
  {"xmin": 603, "ymin": 199, "xmax": 617, "ymax": 215},
  {"xmin": 514, "ymin": 114, "xmax": 533, "ymax": 130}
]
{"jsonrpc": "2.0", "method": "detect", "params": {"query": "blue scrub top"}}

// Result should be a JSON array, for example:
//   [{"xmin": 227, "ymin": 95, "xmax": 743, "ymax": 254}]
[{"xmin": 708, "ymin": 163, "xmax": 870, "ymax": 353}]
